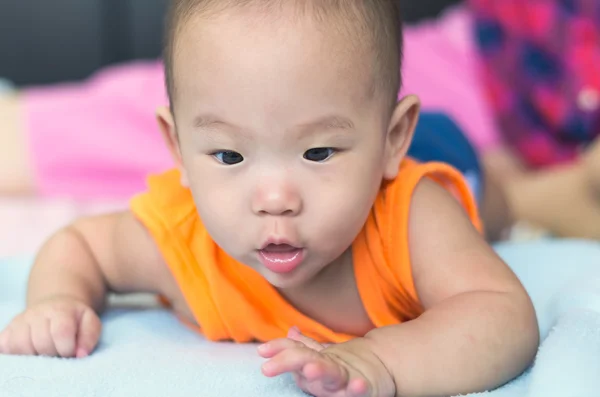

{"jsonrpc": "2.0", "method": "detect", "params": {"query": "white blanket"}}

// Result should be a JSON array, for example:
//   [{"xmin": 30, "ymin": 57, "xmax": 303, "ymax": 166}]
[{"xmin": 1, "ymin": 240, "xmax": 600, "ymax": 397}]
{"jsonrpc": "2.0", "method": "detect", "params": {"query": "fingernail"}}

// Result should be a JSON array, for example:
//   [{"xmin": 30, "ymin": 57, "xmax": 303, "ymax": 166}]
[
  {"xmin": 288, "ymin": 326, "xmax": 300, "ymax": 337},
  {"xmin": 257, "ymin": 343, "xmax": 268, "ymax": 352},
  {"xmin": 76, "ymin": 348, "xmax": 88, "ymax": 359},
  {"xmin": 262, "ymin": 361, "xmax": 274, "ymax": 375}
]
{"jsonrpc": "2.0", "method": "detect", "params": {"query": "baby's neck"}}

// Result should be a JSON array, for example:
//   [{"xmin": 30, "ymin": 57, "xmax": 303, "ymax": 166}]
[
  {"xmin": 281, "ymin": 249, "xmax": 351, "ymax": 299},
  {"xmin": 277, "ymin": 249, "xmax": 374, "ymax": 335}
]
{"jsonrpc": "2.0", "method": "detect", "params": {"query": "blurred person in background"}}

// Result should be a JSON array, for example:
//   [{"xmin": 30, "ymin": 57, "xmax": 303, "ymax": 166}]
[{"xmin": 471, "ymin": 0, "xmax": 600, "ymax": 239}]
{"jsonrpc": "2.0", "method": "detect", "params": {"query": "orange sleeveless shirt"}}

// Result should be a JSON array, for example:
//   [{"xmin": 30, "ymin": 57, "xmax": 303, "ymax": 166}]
[{"xmin": 130, "ymin": 159, "xmax": 481, "ymax": 344}]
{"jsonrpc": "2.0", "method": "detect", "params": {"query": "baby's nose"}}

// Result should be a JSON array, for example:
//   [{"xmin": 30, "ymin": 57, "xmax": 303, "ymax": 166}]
[{"xmin": 252, "ymin": 182, "xmax": 302, "ymax": 216}]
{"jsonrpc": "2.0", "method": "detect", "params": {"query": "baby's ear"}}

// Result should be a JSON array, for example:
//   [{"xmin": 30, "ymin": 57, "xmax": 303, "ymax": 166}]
[
  {"xmin": 383, "ymin": 95, "xmax": 420, "ymax": 180},
  {"xmin": 156, "ymin": 106, "xmax": 190, "ymax": 187}
]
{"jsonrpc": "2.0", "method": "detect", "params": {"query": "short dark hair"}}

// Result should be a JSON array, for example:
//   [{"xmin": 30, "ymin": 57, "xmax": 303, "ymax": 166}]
[{"xmin": 164, "ymin": 0, "xmax": 403, "ymax": 108}]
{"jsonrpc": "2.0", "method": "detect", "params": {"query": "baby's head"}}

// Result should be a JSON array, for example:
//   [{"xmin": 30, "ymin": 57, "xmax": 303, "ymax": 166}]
[{"xmin": 157, "ymin": 0, "xmax": 420, "ymax": 289}]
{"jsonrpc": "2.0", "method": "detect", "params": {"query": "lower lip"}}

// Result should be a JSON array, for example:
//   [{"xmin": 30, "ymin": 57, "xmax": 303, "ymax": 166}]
[{"xmin": 258, "ymin": 248, "xmax": 305, "ymax": 274}]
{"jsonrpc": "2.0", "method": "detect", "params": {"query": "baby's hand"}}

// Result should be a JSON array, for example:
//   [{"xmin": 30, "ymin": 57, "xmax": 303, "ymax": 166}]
[
  {"xmin": 0, "ymin": 297, "xmax": 101, "ymax": 358},
  {"xmin": 258, "ymin": 328, "xmax": 394, "ymax": 397}
]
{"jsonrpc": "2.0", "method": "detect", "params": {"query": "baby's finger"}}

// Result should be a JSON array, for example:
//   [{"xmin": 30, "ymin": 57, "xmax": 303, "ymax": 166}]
[
  {"xmin": 347, "ymin": 378, "xmax": 370, "ymax": 397},
  {"xmin": 0, "ymin": 328, "xmax": 9, "ymax": 353},
  {"xmin": 6, "ymin": 323, "xmax": 35, "ymax": 355},
  {"xmin": 303, "ymin": 358, "xmax": 349, "ymax": 391},
  {"xmin": 30, "ymin": 317, "xmax": 58, "ymax": 357},
  {"xmin": 258, "ymin": 338, "xmax": 304, "ymax": 358},
  {"xmin": 262, "ymin": 346, "xmax": 322, "ymax": 377},
  {"xmin": 287, "ymin": 327, "xmax": 324, "ymax": 352},
  {"xmin": 50, "ymin": 314, "xmax": 78, "ymax": 357},
  {"xmin": 75, "ymin": 309, "xmax": 101, "ymax": 358}
]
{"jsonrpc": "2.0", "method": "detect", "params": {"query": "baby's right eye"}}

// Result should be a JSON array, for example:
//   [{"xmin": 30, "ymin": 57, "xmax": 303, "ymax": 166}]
[{"xmin": 212, "ymin": 151, "xmax": 244, "ymax": 165}]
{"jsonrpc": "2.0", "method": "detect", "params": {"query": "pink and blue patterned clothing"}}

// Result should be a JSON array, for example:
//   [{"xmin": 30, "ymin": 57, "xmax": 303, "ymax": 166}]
[{"xmin": 471, "ymin": 0, "xmax": 600, "ymax": 167}]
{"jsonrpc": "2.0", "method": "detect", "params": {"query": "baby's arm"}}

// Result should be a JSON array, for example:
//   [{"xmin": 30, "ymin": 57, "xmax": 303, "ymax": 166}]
[
  {"xmin": 0, "ymin": 211, "xmax": 172, "ymax": 357},
  {"xmin": 260, "ymin": 180, "xmax": 538, "ymax": 397},
  {"xmin": 362, "ymin": 180, "xmax": 539, "ymax": 396}
]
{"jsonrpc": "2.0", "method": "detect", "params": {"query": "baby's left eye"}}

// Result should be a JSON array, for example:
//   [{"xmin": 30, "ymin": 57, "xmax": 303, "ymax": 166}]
[{"xmin": 303, "ymin": 148, "xmax": 336, "ymax": 162}]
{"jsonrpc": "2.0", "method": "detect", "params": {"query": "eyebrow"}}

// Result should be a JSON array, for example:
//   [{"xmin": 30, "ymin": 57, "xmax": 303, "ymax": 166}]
[
  {"xmin": 295, "ymin": 115, "xmax": 355, "ymax": 134},
  {"xmin": 193, "ymin": 115, "xmax": 238, "ymax": 130},
  {"xmin": 192, "ymin": 114, "xmax": 253, "ymax": 140},
  {"xmin": 192, "ymin": 114, "xmax": 355, "ymax": 136}
]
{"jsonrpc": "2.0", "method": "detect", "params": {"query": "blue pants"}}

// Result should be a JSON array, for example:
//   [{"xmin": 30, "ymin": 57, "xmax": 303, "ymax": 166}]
[{"xmin": 408, "ymin": 112, "xmax": 482, "ymax": 202}]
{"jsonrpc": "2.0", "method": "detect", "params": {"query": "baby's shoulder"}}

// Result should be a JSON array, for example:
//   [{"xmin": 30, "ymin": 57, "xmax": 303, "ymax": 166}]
[
  {"xmin": 371, "ymin": 159, "xmax": 481, "ymax": 236},
  {"xmin": 129, "ymin": 169, "xmax": 202, "ymax": 252}
]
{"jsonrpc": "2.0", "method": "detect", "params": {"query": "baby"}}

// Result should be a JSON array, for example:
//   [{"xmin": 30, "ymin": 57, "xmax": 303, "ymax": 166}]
[{"xmin": 0, "ymin": 1, "xmax": 538, "ymax": 396}]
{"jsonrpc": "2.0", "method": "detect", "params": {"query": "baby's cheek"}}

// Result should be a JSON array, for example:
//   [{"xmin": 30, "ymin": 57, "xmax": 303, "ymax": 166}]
[
  {"xmin": 311, "ymin": 197, "xmax": 366, "ymax": 248},
  {"xmin": 193, "ymin": 181, "xmax": 240, "ymax": 218},
  {"xmin": 197, "ymin": 199, "xmax": 249, "ymax": 253},
  {"xmin": 197, "ymin": 201, "xmax": 239, "ymax": 234}
]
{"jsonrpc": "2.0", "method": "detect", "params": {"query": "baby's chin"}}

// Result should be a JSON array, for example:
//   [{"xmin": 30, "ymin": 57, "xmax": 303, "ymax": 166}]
[{"xmin": 256, "ymin": 263, "xmax": 318, "ymax": 291}]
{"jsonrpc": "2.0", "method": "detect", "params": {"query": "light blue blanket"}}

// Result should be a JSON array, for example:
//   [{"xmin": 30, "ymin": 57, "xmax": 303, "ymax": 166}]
[{"xmin": 1, "ymin": 239, "xmax": 600, "ymax": 397}]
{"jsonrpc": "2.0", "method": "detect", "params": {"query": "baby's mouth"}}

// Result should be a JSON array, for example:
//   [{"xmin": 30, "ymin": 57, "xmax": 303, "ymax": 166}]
[{"xmin": 258, "ymin": 244, "xmax": 305, "ymax": 274}]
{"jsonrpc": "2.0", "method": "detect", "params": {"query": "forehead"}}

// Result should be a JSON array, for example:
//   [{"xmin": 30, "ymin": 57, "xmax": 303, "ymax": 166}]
[{"xmin": 171, "ymin": 6, "xmax": 378, "ymax": 111}]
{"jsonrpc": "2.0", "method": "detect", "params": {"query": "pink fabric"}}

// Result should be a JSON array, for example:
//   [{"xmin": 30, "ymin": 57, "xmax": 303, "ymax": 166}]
[
  {"xmin": 401, "ymin": 6, "xmax": 499, "ymax": 151},
  {"xmin": 24, "ymin": 62, "xmax": 173, "ymax": 199},
  {"xmin": 24, "ymin": 6, "xmax": 498, "ymax": 199},
  {"xmin": 0, "ymin": 198, "xmax": 124, "ymax": 256}
]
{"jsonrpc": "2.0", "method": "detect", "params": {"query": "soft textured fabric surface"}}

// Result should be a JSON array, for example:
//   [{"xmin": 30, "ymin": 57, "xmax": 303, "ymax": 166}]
[{"xmin": 1, "ymin": 240, "xmax": 600, "ymax": 396}]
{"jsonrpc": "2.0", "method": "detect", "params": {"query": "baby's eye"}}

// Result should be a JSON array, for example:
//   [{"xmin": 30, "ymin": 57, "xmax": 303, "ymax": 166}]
[
  {"xmin": 212, "ymin": 151, "xmax": 244, "ymax": 165},
  {"xmin": 303, "ymin": 148, "xmax": 336, "ymax": 162}
]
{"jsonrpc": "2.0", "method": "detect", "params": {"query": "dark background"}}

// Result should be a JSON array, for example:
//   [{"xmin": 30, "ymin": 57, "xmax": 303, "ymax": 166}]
[{"xmin": 0, "ymin": 0, "xmax": 462, "ymax": 86}]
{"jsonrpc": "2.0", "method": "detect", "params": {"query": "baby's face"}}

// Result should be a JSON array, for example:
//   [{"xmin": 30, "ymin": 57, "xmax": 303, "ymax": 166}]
[{"xmin": 167, "ymin": 8, "xmax": 406, "ymax": 289}]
